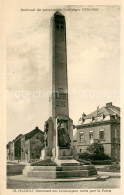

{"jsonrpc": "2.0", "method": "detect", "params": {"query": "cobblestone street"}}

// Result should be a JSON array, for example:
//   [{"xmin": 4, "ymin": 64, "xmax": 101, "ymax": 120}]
[{"xmin": 7, "ymin": 178, "xmax": 120, "ymax": 189}]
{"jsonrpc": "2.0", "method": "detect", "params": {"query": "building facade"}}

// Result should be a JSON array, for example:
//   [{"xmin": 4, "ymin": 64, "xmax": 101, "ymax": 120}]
[
  {"xmin": 7, "ymin": 141, "xmax": 13, "ymax": 161},
  {"xmin": 76, "ymin": 103, "xmax": 120, "ymax": 161},
  {"xmin": 21, "ymin": 127, "xmax": 44, "ymax": 162},
  {"xmin": 7, "ymin": 134, "xmax": 23, "ymax": 161}
]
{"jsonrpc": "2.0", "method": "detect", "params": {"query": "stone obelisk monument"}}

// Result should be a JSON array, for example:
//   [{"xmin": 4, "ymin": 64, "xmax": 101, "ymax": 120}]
[
  {"xmin": 23, "ymin": 12, "xmax": 97, "ymax": 179},
  {"xmin": 41, "ymin": 11, "xmax": 77, "ymax": 165}
]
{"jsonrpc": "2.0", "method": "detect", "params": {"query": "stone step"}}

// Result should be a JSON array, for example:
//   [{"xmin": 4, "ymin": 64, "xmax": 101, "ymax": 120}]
[
  {"xmin": 24, "ymin": 166, "xmax": 56, "ymax": 171},
  {"xmin": 23, "ymin": 169, "xmax": 97, "ymax": 178},
  {"xmin": 57, "ymin": 165, "xmax": 95, "ymax": 171},
  {"xmin": 23, "ymin": 170, "xmax": 56, "ymax": 178},
  {"xmin": 56, "ymin": 170, "xmax": 96, "ymax": 178},
  {"xmin": 24, "ymin": 165, "xmax": 95, "ymax": 172},
  {"xmin": 60, "ymin": 163, "xmax": 79, "ymax": 166},
  {"xmin": 54, "ymin": 159, "xmax": 80, "ymax": 166},
  {"xmin": 58, "ymin": 156, "xmax": 73, "ymax": 160}
]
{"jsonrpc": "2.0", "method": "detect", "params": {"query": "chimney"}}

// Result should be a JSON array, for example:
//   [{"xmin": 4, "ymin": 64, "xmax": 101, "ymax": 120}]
[
  {"xmin": 82, "ymin": 112, "xmax": 86, "ymax": 117},
  {"xmin": 106, "ymin": 102, "xmax": 112, "ymax": 107},
  {"xmin": 97, "ymin": 105, "xmax": 100, "ymax": 115},
  {"xmin": 82, "ymin": 113, "xmax": 86, "ymax": 123}
]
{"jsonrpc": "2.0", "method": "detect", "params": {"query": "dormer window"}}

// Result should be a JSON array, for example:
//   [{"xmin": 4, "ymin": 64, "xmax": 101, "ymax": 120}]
[
  {"xmin": 103, "ymin": 114, "xmax": 105, "ymax": 119},
  {"xmin": 92, "ymin": 116, "xmax": 95, "ymax": 122}
]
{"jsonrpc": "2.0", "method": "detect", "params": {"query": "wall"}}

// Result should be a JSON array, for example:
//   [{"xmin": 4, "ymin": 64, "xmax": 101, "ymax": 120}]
[
  {"xmin": 77, "ymin": 123, "xmax": 111, "ymax": 156},
  {"xmin": 29, "ymin": 132, "xmax": 44, "ymax": 160},
  {"xmin": 21, "ymin": 137, "xmax": 30, "ymax": 162},
  {"xmin": 15, "ymin": 138, "xmax": 22, "ymax": 160},
  {"xmin": 21, "ymin": 132, "xmax": 44, "ymax": 161},
  {"xmin": 111, "ymin": 123, "xmax": 120, "ymax": 161},
  {"xmin": 8, "ymin": 142, "xmax": 15, "ymax": 161},
  {"xmin": 21, "ymin": 137, "xmax": 25, "ymax": 161},
  {"xmin": 7, "ymin": 164, "xmax": 25, "ymax": 175}
]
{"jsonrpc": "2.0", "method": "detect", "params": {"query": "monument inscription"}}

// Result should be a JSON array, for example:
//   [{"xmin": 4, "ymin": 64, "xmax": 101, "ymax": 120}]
[{"xmin": 56, "ymin": 101, "xmax": 66, "ymax": 107}]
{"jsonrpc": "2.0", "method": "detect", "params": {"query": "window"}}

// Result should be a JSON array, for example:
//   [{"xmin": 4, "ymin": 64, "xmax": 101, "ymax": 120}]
[
  {"xmin": 79, "ymin": 132, "xmax": 84, "ymax": 142},
  {"xmin": 89, "ymin": 131, "xmax": 93, "ymax": 139},
  {"xmin": 99, "ymin": 129, "xmax": 104, "ymax": 140}
]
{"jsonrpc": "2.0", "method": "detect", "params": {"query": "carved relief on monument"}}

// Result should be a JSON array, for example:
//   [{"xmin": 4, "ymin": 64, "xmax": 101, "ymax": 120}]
[
  {"xmin": 44, "ymin": 121, "xmax": 49, "ymax": 148},
  {"xmin": 57, "ymin": 119, "xmax": 71, "ymax": 148}
]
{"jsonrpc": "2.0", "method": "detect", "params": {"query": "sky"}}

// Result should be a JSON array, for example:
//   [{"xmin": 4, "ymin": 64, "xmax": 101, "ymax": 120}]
[{"xmin": 6, "ymin": 5, "xmax": 120, "ymax": 143}]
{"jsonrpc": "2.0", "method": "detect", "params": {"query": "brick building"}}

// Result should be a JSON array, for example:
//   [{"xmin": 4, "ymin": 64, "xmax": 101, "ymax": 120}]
[
  {"xmin": 6, "ymin": 142, "xmax": 12, "ymax": 161},
  {"xmin": 7, "ymin": 134, "xmax": 23, "ymax": 161},
  {"xmin": 76, "ymin": 102, "xmax": 120, "ymax": 161},
  {"xmin": 21, "ymin": 127, "xmax": 44, "ymax": 162}
]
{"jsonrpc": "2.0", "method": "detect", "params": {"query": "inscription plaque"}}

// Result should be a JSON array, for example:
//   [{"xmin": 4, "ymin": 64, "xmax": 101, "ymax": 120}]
[
  {"xmin": 56, "ymin": 101, "xmax": 66, "ymax": 107},
  {"xmin": 55, "ymin": 92, "xmax": 67, "ymax": 100}
]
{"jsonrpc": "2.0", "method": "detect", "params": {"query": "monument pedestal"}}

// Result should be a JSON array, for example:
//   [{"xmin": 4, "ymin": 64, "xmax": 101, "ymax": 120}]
[
  {"xmin": 40, "ymin": 115, "xmax": 74, "ymax": 165},
  {"xmin": 53, "ymin": 147, "xmax": 79, "ymax": 166},
  {"xmin": 23, "ymin": 165, "xmax": 97, "ymax": 179},
  {"xmin": 40, "ymin": 148, "xmax": 52, "ymax": 160}
]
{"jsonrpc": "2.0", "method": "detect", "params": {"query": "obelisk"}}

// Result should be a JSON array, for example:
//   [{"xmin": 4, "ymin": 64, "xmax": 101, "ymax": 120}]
[
  {"xmin": 23, "ymin": 11, "xmax": 97, "ymax": 178},
  {"xmin": 41, "ymin": 12, "xmax": 77, "ymax": 165}
]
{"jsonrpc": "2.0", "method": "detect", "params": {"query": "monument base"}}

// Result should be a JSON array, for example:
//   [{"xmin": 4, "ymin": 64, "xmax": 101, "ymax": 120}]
[
  {"xmin": 23, "ymin": 165, "xmax": 97, "ymax": 179},
  {"xmin": 40, "ymin": 146, "xmax": 79, "ymax": 166},
  {"xmin": 40, "ymin": 148, "xmax": 52, "ymax": 160},
  {"xmin": 53, "ymin": 147, "xmax": 79, "ymax": 165},
  {"xmin": 53, "ymin": 159, "xmax": 80, "ymax": 166}
]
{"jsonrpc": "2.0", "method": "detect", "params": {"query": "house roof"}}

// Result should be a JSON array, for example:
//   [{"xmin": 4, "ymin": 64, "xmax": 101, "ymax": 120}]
[
  {"xmin": 77, "ymin": 102, "xmax": 120, "ymax": 126},
  {"xmin": 6, "ymin": 141, "xmax": 11, "ymax": 149},
  {"xmin": 9, "ymin": 134, "xmax": 23, "ymax": 144},
  {"xmin": 25, "ymin": 127, "xmax": 44, "ymax": 140},
  {"xmin": 14, "ymin": 134, "xmax": 23, "ymax": 142},
  {"xmin": 84, "ymin": 103, "xmax": 120, "ymax": 119},
  {"xmin": 6, "ymin": 134, "xmax": 23, "ymax": 148}
]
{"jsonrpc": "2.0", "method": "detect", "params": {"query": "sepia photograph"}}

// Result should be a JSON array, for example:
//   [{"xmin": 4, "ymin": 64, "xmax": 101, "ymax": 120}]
[{"xmin": 1, "ymin": 0, "xmax": 123, "ymax": 193}]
